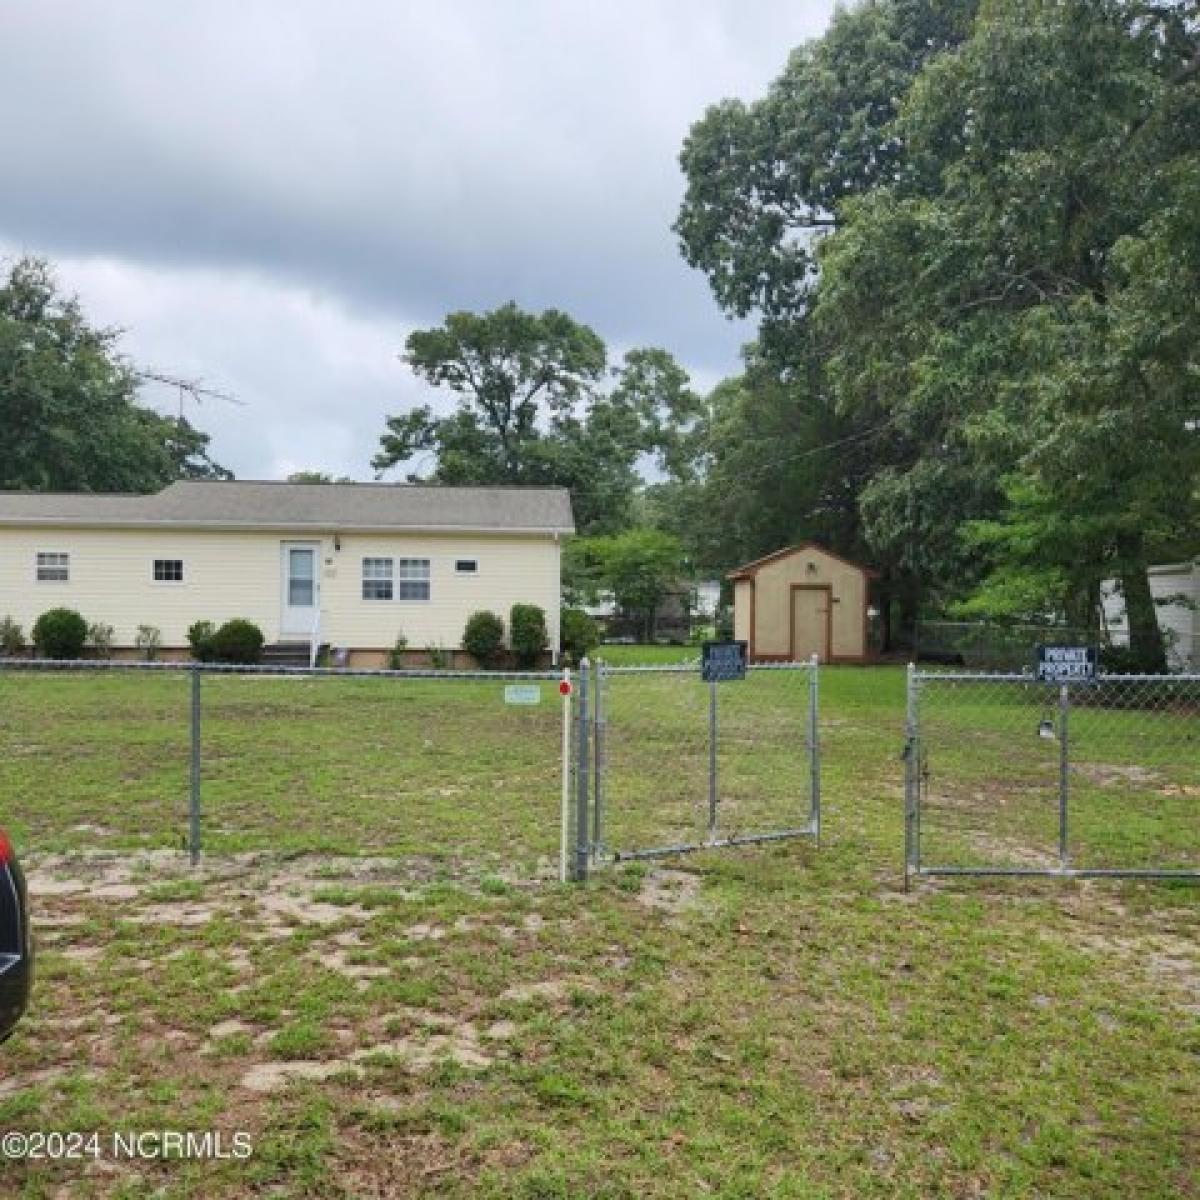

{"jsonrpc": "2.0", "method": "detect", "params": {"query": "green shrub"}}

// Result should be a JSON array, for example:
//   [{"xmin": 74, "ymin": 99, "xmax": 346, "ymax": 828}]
[
  {"xmin": 560, "ymin": 607, "xmax": 599, "ymax": 665},
  {"xmin": 0, "ymin": 617, "xmax": 26, "ymax": 657},
  {"xmin": 33, "ymin": 608, "xmax": 88, "ymax": 659},
  {"xmin": 135, "ymin": 624, "xmax": 162, "ymax": 662},
  {"xmin": 211, "ymin": 619, "xmax": 265, "ymax": 665},
  {"xmin": 427, "ymin": 643, "xmax": 451, "ymax": 670},
  {"xmin": 1099, "ymin": 643, "xmax": 1163, "ymax": 675},
  {"xmin": 87, "ymin": 621, "xmax": 115, "ymax": 659},
  {"xmin": 714, "ymin": 604, "xmax": 734, "ymax": 641},
  {"xmin": 387, "ymin": 632, "xmax": 409, "ymax": 670},
  {"xmin": 510, "ymin": 603, "xmax": 548, "ymax": 669},
  {"xmin": 463, "ymin": 610, "xmax": 505, "ymax": 668},
  {"xmin": 187, "ymin": 620, "xmax": 218, "ymax": 663}
]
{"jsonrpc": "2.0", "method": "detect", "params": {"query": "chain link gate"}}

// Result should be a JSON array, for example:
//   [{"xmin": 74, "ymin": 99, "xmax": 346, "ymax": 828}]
[
  {"xmin": 572, "ymin": 658, "xmax": 820, "ymax": 869},
  {"xmin": 903, "ymin": 667, "xmax": 1200, "ymax": 887}
]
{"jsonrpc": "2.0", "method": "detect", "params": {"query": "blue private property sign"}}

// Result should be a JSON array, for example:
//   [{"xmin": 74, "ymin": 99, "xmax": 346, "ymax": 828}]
[
  {"xmin": 1035, "ymin": 645, "xmax": 1098, "ymax": 683},
  {"xmin": 701, "ymin": 640, "xmax": 748, "ymax": 683}
]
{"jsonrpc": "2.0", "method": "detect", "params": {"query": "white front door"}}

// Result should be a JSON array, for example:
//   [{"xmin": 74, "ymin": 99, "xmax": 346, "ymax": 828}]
[{"xmin": 280, "ymin": 542, "xmax": 320, "ymax": 637}]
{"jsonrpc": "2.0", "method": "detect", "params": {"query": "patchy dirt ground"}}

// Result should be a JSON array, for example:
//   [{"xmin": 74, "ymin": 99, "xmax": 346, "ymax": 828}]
[
  {"xmin": 2, "ymin": 667, "xmax": 1197, "ymax": 1198},
  {"xmin": 3, "ymin": 842, "xmax": 1198, "ymax": 1200}
]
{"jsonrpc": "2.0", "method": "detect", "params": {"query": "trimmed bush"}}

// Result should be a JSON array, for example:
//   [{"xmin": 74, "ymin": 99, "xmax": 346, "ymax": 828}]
[
  {"xmin": 211, "ymin": 619, "xmax": 265, "ymax": 665},
  {"xmin": 187, "ymin": 620, "xmax": 219, "ymax": 663},
  {"xmin": 0, "ymin": 616, "xmax": 26, "ymax": 657},
  {"xmin": 463, "ymin": 610, "xmax": 505, "ymax": 669},
  {"xmin": 135, "ymin": 624, "xmax": 162, "ymax": 662},
  {"xmin": 387, "ymin": 632, "xmax": 409, "ymax": 670},
  {"xmin": 33, "ymin": 608, "xmax": 88, "ymax": 659},
  {"xmin": 510, "ymin": 603, "xmax": 548, "ymax": 669},
  {"xmin": 560, "ymin": 607, "xmax": 599, "ymax": 665},
  {"xmin": 87, "ymin": 621, "xmax": 115, "ymax": 659}
]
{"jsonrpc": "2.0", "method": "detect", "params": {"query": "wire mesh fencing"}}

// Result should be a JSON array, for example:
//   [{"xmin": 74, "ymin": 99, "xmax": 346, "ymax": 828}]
[
  {"xmin": 0, "ymin": 659, "xmax": 571, "ymax": 881},
  {"xmin": 592, "ymin": 660, "xmax": 820, "ymax": 863},
  {"xmin": 904, "ymin": 668, "xmax": 1200, "ymax": 883}
]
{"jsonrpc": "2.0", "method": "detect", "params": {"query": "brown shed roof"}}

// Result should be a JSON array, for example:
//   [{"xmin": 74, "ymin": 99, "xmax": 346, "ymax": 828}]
[{"xmin": 727, "ymin": 542, "xmax": 877, "ymax": 580}]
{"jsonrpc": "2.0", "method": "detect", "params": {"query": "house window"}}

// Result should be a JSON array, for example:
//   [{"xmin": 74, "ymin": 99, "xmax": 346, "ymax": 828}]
[
  {"xmin": 397, "ymin": 558, "xmax": 431, "ymax": 601},
  {"xmin": 362, "ymin": 557, "xmax": 394, "ymax": 601},
  {"xmin": 36, "ymin": 552, "xmax": 69, "ymax": 582},
  {"xmin": 153, "ymin": 558, "xmax": 184, "ymax": 583},
  {"xmin": 455, "ymin": 559, "xmax": 478, "ymax": 575}
]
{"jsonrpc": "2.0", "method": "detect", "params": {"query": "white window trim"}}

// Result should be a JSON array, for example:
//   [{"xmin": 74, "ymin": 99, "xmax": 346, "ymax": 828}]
[
  {"xmin": 394, "ymin": 557, "xmax": 432, "ymax": 603},
  {"xmin": 454, "ymin": 558, "xmax": 480, "ymax": 575},
  {"xmin": 35, "ymin": 551, "xmax": 70, "ymax": 584},
  {"xmin": 360, "ymin": 556, "xmax": 431, "ymax": 603},
  {"xmin": 151, "ymin": 558, "xmax": 186, "ymax": 585},
  {"xmin": 361, "ymin": 556, "xmax": 394, "ymax": 602}
]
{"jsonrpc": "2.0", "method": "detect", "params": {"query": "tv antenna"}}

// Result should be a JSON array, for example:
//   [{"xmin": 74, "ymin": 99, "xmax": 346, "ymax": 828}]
[{"xmin": 135, "ymin": 369, "xmax": 244, "ymax": 421}]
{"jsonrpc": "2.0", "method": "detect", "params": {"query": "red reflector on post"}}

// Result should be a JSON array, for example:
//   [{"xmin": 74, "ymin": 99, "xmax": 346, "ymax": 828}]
[{"xmin": 559, "ymin": 680, "xmax": 572, "ymax": 696}]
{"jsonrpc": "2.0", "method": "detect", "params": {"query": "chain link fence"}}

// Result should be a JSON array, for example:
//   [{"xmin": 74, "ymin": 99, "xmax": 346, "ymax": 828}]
[
  {"xmin": 915, "ymin": 621, "xmax": 1099, "ymax": 669},
  {"xmin": 0, "ymin": 659, "xmax": 570, "ymax": 880},
  {"xmin": 2, "ymin": 656, "xmax": 822, "ymax": 883},
  {"xmin": 588, "ymin": 660, "xmax": 820, "ymax": 863},
  {"xmin": 904, "ymin": 668, "xmax": 1200, "ymax": 884}
]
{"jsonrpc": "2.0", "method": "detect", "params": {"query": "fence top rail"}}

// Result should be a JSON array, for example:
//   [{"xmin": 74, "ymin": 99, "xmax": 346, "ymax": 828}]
[
  {"xmin": 597, "ymin": 659, "xmax": 816, "ymax": 676},
  {"xmin": 0, "ymin": 657, "xmax": 563, "ymax": 682},
  {"xmin": 913, "ymin": 668, "xmax": 1200, "ymax": 684}
]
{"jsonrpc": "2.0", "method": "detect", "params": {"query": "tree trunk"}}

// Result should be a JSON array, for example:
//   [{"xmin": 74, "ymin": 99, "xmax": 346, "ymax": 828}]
[
  {"xmin": 878, "ymin": 572, "xmax": 894, "ymax": 653},
  {"xmin": 1117, "ymin": 535, "xmax": 1166, "ymax": 673}
]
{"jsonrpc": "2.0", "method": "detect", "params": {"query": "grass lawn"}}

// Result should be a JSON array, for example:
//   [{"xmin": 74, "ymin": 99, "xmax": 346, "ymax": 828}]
[
  {"xmin": 594, "ymin": 643, "xmax": 699, "ymax": 666},
  {"xmin": 0, "ymin": 665, "xmax": 1196, "ymax": 1198}
]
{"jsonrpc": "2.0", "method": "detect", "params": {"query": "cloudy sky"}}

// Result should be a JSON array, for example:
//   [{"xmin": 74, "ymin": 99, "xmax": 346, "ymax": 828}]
[{"xmin": 0, "ymin": 1, "xmax": 837, "ymax": 480}]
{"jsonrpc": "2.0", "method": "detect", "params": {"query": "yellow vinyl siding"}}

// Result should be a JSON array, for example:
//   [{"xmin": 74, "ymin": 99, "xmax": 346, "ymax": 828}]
[
  {"xmin": 321, "ymin": 533, "xmax": 561, "ymax": 651},
  {"xmin": 0, "ymin": 527, "xmax": 562, "ymax": 653}
]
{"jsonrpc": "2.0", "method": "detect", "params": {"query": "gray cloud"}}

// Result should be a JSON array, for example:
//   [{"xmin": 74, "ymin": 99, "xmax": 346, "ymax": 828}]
[{"xmin": 0, "ymin": 0, "xmax": 836, "ymax": 478}]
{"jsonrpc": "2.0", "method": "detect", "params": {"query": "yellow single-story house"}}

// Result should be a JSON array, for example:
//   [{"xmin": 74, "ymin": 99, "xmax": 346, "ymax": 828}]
[
  {"xmin": 729, "ymin": 542, "xmax": 876, "ymax": 664},
  {"xmin": 0, "ymin": 481, "xmax": 574, "ymax": 666}
]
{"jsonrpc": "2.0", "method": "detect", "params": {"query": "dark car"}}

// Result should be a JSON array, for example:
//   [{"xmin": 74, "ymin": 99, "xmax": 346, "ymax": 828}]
[{"xmin": 0, "ymin": 829, "xmax": 32, "ymax": 1042}]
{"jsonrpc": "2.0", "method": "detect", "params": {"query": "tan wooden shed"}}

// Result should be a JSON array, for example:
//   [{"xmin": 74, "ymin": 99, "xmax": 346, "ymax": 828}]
[{"xmin": 728, "ymin": 543, "xmax": 876, "ymax": 663}]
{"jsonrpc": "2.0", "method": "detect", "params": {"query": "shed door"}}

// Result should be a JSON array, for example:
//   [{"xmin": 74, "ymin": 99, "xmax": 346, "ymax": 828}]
[{"xmin": 791, "ymin": 586, "xmax": 830, "ymax": 663}]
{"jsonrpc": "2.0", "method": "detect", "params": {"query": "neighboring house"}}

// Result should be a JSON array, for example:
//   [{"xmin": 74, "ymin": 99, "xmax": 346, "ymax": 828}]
[
  {"xmin": 0, "ymin": 481, "xmax": 573, "ymax": 666},
  {"xmin": 587, "ymin": 579, "xmax": 716, "ymax": 643},
  {"xmin": 692, "ymin": 579, "xmax": 722, "ymax": 621},
  {"xmin": 1101, "ymin": 559, "xmax": 1199, "ymax": 670},
  {"xmin": 729, "ymin": 542, "xmax": 876, "ymax": 663}
]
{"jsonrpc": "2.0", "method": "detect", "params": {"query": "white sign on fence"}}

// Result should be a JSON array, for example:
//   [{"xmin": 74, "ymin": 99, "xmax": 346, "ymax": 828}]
[
  {"xmin": 1035, "ymin": 645, "xmax": 1098, "ymax": 683},
  {"xmin": 504, "ymin": 684, "xmax": 542, "ymax": 706}
]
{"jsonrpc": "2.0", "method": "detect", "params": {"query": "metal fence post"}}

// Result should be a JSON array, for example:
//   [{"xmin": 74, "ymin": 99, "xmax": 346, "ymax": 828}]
[
  {"xmin": 708, "ymin": 677, "xmax": 719, "ymax": 843},
  {"xmin": 808, "ymin": 654, "xmax": 821, "ymax": 845},
  {"xmin": 1059, "ymin": 681, "xmax": 1070, "ymax": 868},
  {"xmin": 903, "ymin": 662, "xmax": 917, "ymax": 889},
  {"xmin": 574, "ymin": 658, "xmax": 591, "ymax": 882},
  {"xmin": 591, "ymin": 660, "xmax": 605, "ymax": 863},
  {"xmin": 560, "ymin": 665, "xmax": 572, "ymax": 884},
  {"xmin": 189, "ymin": 666, "xmax": 202, "ymax": 867}
]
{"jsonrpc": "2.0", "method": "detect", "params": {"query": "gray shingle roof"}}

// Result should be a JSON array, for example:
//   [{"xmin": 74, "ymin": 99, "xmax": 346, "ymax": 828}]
[{"xmin": 0, "ymin": 481, "xmax": 575, "ymax": 534}]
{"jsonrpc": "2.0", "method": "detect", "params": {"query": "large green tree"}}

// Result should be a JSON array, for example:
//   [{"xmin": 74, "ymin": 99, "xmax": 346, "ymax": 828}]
[
  {"xmin": 674, "ymin": 0, "xmax": 983, "ymax": 642},
  {"xmin": 676, "ymin": 0, "xmax": 978, "ymax": 329},
  {"xmin": 816, "ymin": 0, "xmax": 1200, "ymax": 667},
  {"xmin": 0, "ymin": 257, "xmax": 228, "ymax": 492},
  {"xmin": 677, "ymin": 0, "xmax": 1200, "ymax": 665},
  {"xmin": 373, "ymin": 303, "xmax": 701, "ymax": 533},
  {"xmin": 565, "ymin": 527, "xmax": 689, "ymax": 641}
]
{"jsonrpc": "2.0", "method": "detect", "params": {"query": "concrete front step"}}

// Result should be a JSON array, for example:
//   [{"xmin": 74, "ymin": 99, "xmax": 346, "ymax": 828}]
[{"xmin": 263, "ymin": 642, "xmax": 315, "ymax": 667}]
